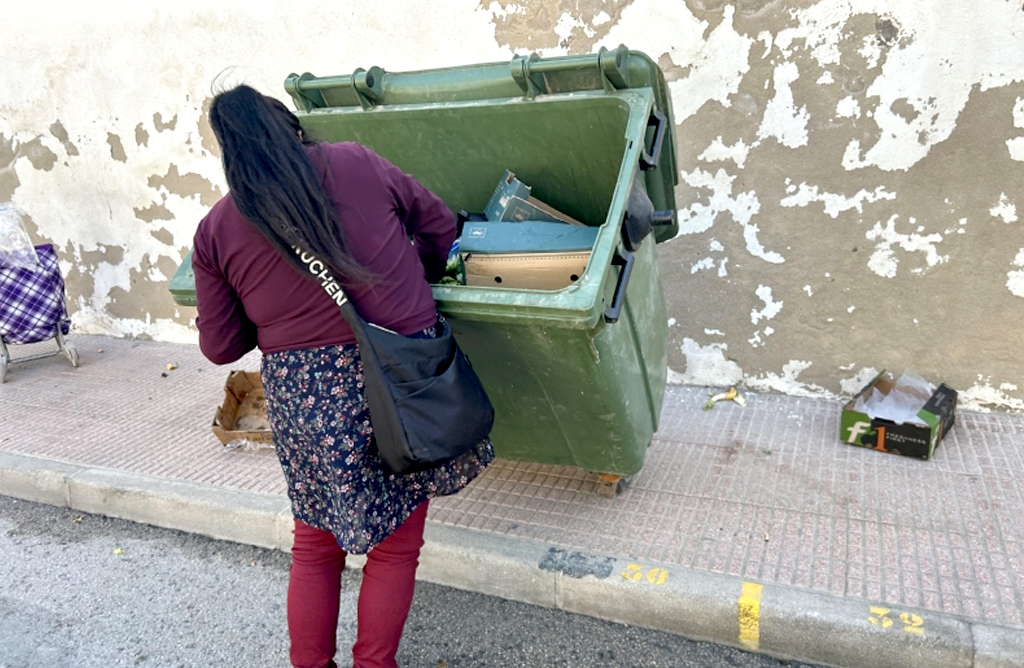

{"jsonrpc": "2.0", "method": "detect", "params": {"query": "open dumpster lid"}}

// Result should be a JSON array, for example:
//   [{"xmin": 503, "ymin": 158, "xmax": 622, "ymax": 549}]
[{"xmin": 284, "ymin": 45, "xmax": 678, "ymax": 243}]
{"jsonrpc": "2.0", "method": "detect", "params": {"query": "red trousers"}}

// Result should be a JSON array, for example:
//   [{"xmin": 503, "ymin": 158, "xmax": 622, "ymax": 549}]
[{"xmin": 288, "ymin": 501, "xmax": 429, "ymax": 668}]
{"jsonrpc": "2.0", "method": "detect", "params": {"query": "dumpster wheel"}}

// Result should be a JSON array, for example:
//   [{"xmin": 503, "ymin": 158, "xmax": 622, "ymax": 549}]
[{"xmin": 595, "ymin": 474, "xmax": 630, "ymax": 498}]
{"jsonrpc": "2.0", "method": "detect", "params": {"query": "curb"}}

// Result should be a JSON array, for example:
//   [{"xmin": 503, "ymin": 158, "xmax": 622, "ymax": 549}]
[
  {"xmin": 0, "ymin": 451, "xmax": 293, "ymax": 551},
  {"xmin": 1, "ymin": 451, "xmax": 1021, "ymax": 668}
]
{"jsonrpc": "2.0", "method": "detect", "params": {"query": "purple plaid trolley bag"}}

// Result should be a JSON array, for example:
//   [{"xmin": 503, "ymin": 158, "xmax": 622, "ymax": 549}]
[{"xmin": 0, "ymin": 244, "xmax": 78, "ymax": 382}]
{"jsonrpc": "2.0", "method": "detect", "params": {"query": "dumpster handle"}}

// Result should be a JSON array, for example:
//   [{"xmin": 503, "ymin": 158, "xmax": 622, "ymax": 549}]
[
  {"xmin": 351, "ymin": 67, "xmax": 386, "ymax": 110},
  {"xmin": 639, "ymin": 108, "xmax": 667, "ymax": 171},
  {"xmin": 284, "ymin": 72, "xmax": 328, "ymax": 112},
  {"xmin": 511, "ymin": 53, "xmax": 547, "ymax": 99},
  {"xmin": 604, "ymin": 249, "xmax": 635, "ymax": 324}
]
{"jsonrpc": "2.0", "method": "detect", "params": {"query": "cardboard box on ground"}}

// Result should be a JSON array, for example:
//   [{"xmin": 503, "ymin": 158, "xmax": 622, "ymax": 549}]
[
  {"xmin": 840, "ymin": 370, "xmax": 957, "ymax": 460},
  {"xmin": 211, "ymin": 370, "xmax": 274, "ymax": 453}
]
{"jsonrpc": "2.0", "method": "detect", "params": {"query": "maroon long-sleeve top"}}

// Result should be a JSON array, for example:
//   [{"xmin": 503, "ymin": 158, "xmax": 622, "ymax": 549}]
[{"xmin": 192, "ymin": 142, "xmax": 456, "ymax": 364}]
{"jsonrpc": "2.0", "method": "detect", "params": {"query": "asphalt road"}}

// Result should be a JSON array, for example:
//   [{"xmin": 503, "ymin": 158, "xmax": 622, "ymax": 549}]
[{"xmin": 0, "ymin": 495, "xmax": 824, "ymax": 668}]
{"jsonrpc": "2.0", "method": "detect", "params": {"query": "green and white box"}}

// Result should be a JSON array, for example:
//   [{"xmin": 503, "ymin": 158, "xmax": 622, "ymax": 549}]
[{"xmin": 840, "ymin": 372, "xmax": 957, "ymax": 460}]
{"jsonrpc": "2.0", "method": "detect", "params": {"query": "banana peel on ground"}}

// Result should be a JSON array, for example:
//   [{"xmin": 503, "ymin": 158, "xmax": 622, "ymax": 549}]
[{"xmin": 702, "ymin": 386, "xmax": 747, "ymax": 410}]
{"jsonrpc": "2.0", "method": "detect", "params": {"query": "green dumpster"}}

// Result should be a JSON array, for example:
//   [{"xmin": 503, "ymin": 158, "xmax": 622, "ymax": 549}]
[{"xmin": 172, "ymin": 46, "xmax": 679, "ymax": 496}]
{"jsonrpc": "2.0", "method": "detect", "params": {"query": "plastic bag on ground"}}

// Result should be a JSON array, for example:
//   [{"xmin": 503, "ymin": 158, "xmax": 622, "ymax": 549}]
[
  {"xmin": 853, "ymin": 370, "xmax": 937, "ymax": 424},
  {"xmin": 0, "ymin": 204, "xmax": 40, "ymax": 269},
  {"xmin": 893, "ymin": 370, "xmax": 935, "ymax": 402}
]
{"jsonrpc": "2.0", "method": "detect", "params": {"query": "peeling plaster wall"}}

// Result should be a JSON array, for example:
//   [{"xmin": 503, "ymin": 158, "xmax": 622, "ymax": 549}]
[
  {"xmin": 646, "ymin": 0, "xmax": 1024, "ymax": 414},
  {"xmin": 0, "ymin": 0, "xmax": 509, "ymax": 343},
  {"xmin": 2, "ymin": 0, "xmax": 1023, "ymax": 412}
]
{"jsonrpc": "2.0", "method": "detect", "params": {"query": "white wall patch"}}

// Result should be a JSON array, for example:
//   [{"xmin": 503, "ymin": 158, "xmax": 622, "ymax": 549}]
[
  {"xmin": 676, "ymin": 168, "xmax": 737, "ymax": 236},
  {"xmin": 746, "ymin": 360, "xmax": 832, "ymax": 398},
  {"xmin": 676, "ymin": 168, "xmax": 783, "ymax": 266},
  {"xmin": 699, "ymin": 137, "xmax": 752, "ymax": 168},
  {"xmin": 780, "ymin": 183, "xmax": 896, "ymax": 219},
  {"xmin": 1007, "ymin": 137, "xmax": 1024, "ymax": 162},
  {"xmin": 836, "ymin": 95, "xmax": 861, "ymax": 119},
  {"xmin": 866, "ymin": 215, "xmax": 948, "ymax": 278},
  {"xmin": 960, "ymin": 382, "xmax": 1024, "ymax": 412},
  {"xmin": 1008, "ymin": 250, "xmax": 1024, "ymax": 298},
  {"xmin": 758, "ymin": 61, "xmax": 810, "ymax": 149},
  {"xmin": 678, "ymin": 338, "xmax": 744, "ymax": 387},
  {"xmin": 990, "ymin": 193, "xmax": 1018, "ymax": 224},
  {"xmin": 751, "ymin": 285, "xmax": 784, "ymax": 324},
  {"xmin": 690, "ymin": 257, "xmax": 715, "ymax": 274},
  {"xmin": 1007, "ymin": 96, "xmax": 1024, "ymax": 161},
  {"xmin": 839, "ymin": 367, "xmax": 883, "ymax": 396}
]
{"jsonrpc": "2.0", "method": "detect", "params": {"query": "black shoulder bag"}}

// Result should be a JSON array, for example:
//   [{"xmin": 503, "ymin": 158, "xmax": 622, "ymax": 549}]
[{"xmin": 294, "ymin": 247, "xmax": 494, "ymax": 474}]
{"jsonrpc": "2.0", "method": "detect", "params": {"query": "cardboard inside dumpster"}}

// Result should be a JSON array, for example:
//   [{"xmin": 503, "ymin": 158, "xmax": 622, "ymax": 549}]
[
  {"xmin": 211, "ymin": 370, "xmax": 273, "ymax": 448},
  {"xmin": 840, "ymin": 372, "xmax": 957, "ymax": 460},
  {"xmin": 461, "ymin": 170, "xmax": 596, "ymax": 289}
]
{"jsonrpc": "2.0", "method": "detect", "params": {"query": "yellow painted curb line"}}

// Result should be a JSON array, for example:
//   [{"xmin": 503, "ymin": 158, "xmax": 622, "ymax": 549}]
[{"xmin": 739, "ymin": 581, "xmax": 763, "ymax": 651}]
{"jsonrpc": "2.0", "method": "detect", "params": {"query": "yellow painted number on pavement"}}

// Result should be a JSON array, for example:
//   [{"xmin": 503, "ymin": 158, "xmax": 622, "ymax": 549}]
[
  {"xmin": 900, "ymin": 612, "xmax": 925, "ymax": 635},
  {"xmin": 868, "ymin": 607, "xmax": 894, "ymax": 628},
  {"xmin": 646, "ymin": 568, "xmax": 669, "ymax": 585},
  {"xmin": 621, "ymin": 563, "xmax": 668, "ymax": 585},
  {"xmin": 869, "ymin": 607, "xmax": 925, "ymax": 635}
]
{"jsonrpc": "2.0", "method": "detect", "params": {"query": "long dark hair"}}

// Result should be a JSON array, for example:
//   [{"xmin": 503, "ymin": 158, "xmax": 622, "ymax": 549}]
[{"xmin": 208, "ymin": 84, "xmax": 370, "ymax": 284}]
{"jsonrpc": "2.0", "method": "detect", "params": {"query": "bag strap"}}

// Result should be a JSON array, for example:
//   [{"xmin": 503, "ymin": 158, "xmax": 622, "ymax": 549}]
[
  {"xmin": 291, "ymin": 245, "xmax": 367, "ymax": 329},
  {"xmin": 292, "ymin": 245, "xmax": 433, "ymax": 338}
]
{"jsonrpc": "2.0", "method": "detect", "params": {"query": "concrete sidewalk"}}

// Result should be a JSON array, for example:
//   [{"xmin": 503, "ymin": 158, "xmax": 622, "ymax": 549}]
[{"xmin": 1, "ymin": 333, "xmax": 1022, "ymax": 668}]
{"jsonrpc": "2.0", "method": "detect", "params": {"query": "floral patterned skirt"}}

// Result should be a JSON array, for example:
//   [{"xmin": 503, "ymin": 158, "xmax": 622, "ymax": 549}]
[{"xmin": 261, "ymin": 334, "xmax": 494, "ymax": 554}]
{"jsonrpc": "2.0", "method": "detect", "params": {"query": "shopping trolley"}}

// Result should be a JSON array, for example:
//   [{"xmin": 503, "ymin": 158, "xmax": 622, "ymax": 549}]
[{"xmin": 0, "ymin": 243, "xmax": 78, "ymax": 382}]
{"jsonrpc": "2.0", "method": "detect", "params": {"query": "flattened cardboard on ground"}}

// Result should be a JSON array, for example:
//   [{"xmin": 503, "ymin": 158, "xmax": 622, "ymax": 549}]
[
  {"xmin": 840, "ymin": 371, "xmax": 957, "ymax": 460},
  {"xmin": 211, "ymin": 370, "xmax": 273, "ymax": 447}
]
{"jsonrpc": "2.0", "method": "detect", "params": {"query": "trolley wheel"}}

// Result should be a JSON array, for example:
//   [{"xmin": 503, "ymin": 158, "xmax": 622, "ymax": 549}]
[
  {"xmin": 595, "ymin": 473, "xmax": 630, "ymax": 499},
  {"xmin": 65, "ymin": 345, "xmax": 79, "ymax": 368},
  {"xmin": 0, "ymin": 355, "xmax": 6, "ymax": 383}
]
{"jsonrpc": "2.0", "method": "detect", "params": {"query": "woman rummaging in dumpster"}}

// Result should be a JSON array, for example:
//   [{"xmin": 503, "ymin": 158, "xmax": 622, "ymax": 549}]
[{"xmin": 192, "ymin": 84, "xmax": 494, "ymax": 668}]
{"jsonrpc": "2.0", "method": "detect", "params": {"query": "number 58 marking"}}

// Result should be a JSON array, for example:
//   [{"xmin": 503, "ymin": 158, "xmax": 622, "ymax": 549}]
[{"xmin": 868, "ymin": 607, "xmax": 925, "ymax": 635}]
